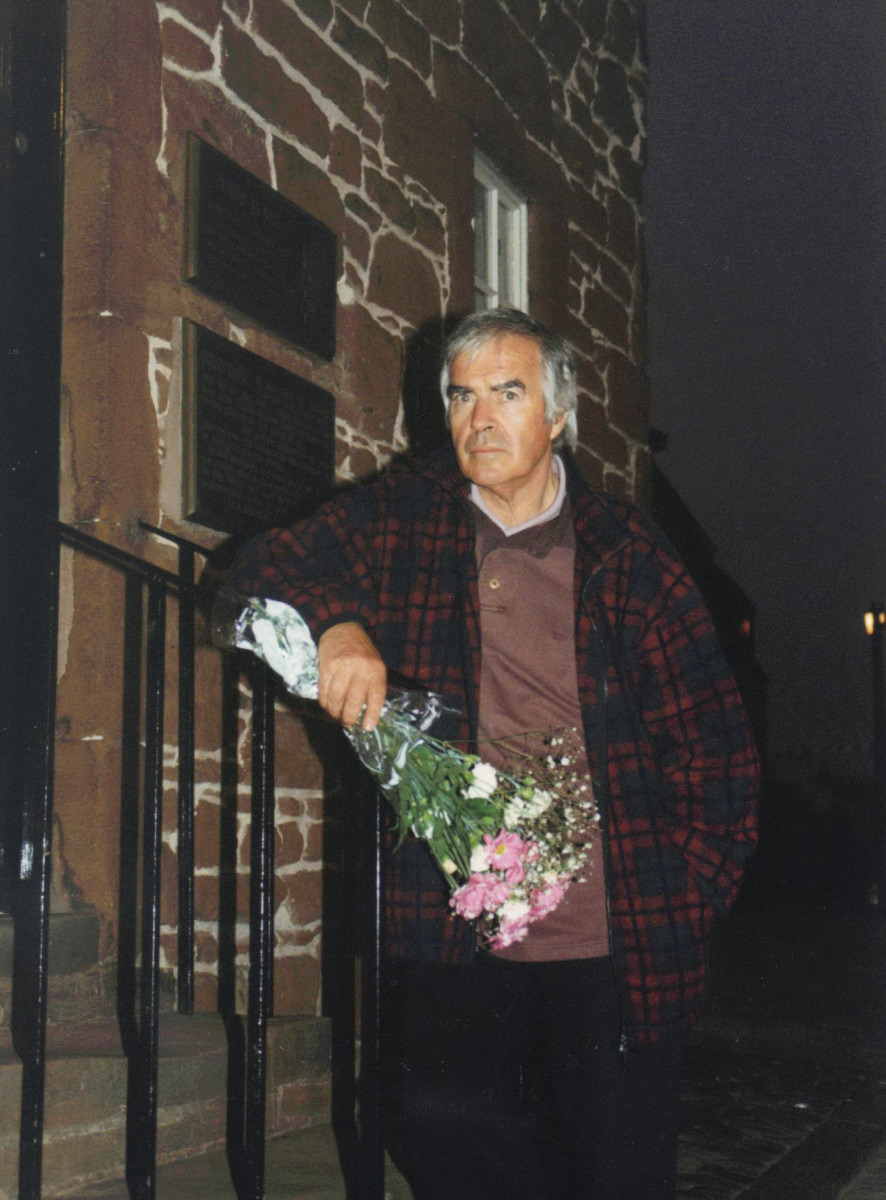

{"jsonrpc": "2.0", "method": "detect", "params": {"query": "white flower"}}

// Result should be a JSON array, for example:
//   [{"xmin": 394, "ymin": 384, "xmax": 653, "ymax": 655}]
[
  {"xmin": 527, "ymin": 789, "xmax": 552, "ymax": 817},
  {"xmin": 470, "ymin": 843, "xmax": 490, "ymax": 872},
  {"xmin": 503, "ymin": 800, "xmax": 526, "ymax": 828},
  {"xmin": 466, "ymin": 761, "xmax": 498, "ymax": 799},
  {"xmin": 441, "ymin": 858, "xmax": 458, "ymax": 875},
  {"xmin": 499, "ymin": 899, "xmax": 531, "ymax": 923}
]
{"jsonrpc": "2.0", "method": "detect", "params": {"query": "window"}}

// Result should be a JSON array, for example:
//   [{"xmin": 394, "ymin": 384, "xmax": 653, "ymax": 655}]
[{"xmin": 473, "ymin": 153, "xmax": 528, "ymax": 312}]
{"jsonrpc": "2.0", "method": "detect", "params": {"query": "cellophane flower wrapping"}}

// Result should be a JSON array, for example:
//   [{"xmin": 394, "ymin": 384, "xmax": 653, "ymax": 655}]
[{"xmin": 214, "ymin": 594, "xmax": 599, "ymax": 949}]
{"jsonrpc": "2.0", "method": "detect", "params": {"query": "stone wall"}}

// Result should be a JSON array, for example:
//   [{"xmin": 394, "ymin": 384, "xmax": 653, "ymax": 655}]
[{"xmin": 54, "ymin": 0, "xmax": 648, "ymax": 1016}]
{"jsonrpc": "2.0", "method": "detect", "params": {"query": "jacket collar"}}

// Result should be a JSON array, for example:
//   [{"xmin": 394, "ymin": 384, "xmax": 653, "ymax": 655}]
[{"xmin": 415, "ymin": 441, "xmax": 639, "ymax": 569}]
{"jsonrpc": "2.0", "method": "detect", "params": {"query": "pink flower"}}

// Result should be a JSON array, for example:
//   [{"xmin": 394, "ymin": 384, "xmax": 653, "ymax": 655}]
[
  {"xmin": 530, "ymin": 881, "xmax": 566, "ymax": 920},
  {"xmin": 478, "ymin": 831, "xmax": 530, "ymax": 872},
  {"xmin": 451, "ymin": 873, "xmax": 510, "ymax": 921},
  {"xmin": 489, "ymin": 913, "xmax": 533, "ymax": 949},
  {"xmin": 504, "ymin": 861, "xmax": 525, "ymax": 885}
]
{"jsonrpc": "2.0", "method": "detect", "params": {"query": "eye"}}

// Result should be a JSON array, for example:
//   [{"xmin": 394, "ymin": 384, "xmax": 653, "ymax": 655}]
[{"xmin": 502, "ymin": 390, "xmax": 519, "ymax": 402}]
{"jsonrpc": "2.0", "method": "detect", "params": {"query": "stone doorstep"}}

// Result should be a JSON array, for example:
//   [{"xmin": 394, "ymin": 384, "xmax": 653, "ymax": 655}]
[
  {"xmin": 51, "ymin": 1128, "xmax": 414, "ymax": 1200},
  {"xmin": 0, "ymin": 912, "xmax": 101, "ymax": 977},
  {"xmin": 0, "ymin": 1014, "xmax": 332, "ymax": 1200},
  {"xmin": 0, "ymin": 912, "xmax": 115, "ymax": 1031}
]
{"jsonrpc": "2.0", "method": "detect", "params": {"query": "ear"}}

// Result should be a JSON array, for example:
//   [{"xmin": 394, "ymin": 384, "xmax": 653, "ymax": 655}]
[{"xmin": 549, "ymin": 412, "xmax": 568, "ymax": 442}]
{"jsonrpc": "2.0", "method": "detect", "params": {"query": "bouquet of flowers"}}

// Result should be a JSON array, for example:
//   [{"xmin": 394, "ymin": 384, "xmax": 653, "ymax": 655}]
[{"xmin": 216, "ymin": 594, "xmax": 599, "ymax": 949}]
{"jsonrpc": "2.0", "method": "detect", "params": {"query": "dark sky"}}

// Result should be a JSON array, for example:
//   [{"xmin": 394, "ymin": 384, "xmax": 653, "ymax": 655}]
[{"xmin": 644, "ymin": 2, "xmax": 886, "ymax": 774}]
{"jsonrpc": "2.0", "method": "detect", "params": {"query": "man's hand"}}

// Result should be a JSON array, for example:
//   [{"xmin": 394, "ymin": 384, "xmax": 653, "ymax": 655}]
[{"xmin": 317, "ymin": 622, "xmax": 387, "ymax": 731}]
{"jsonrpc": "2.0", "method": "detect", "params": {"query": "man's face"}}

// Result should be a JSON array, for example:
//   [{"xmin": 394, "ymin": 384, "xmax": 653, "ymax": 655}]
[{"xmin": 447, "ymin": 333, "xmax": 566, "ymax": 507}]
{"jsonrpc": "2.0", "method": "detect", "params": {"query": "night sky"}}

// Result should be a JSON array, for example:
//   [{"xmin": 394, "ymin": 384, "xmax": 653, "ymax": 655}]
[{"xmin": 643, "ymin": 2, "xmax": 886, "ymax": 775}]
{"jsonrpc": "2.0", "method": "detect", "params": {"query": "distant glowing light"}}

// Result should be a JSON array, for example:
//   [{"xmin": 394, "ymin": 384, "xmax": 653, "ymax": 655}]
[{"xmin": 865, "ymin": 606, "xmax": 885, "ymax": 636}]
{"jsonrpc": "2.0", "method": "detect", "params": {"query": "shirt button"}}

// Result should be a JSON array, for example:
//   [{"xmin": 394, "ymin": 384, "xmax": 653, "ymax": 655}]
[{"xmin": 489, "ymin": 578, "xmax": 501, "ymax": 590}]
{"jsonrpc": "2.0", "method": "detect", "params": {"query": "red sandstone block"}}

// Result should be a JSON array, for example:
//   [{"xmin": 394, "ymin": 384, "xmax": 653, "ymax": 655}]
[
  {"xmin": 365, "ymin": 167, "xmax": 417, "ymax": 235},
  {"xmin": 63, "ymin": 132, "xmax": 161, "ymax": 324},
  {"xmin": 412, "ymin": 202, "xmax": 446, "ymax": 259},
  {"xmin": 580, "ymin": 279, "xmax": 630, "ymax": 354},
  {"xmin": 330, "ymin": 124, "xmax": 362, "ymax": 188},
  {"xmin": 399, "ymin": 0, "xmax": 460, "ymax": 44},
  {"xmin": 576, "ymin": 404, "xmax": 631, "ymax": 473},
  {"xmin": 537, "ymin": 4, "xmax": 584, "ymax": 79},
  {"xmin": 273, "ymin": 956, "xmax": 322, "ymax": 1016},
  {"xmin": 366, "ymin": 1, "xmax": 432, "ymax": 78},
  {"xmin": 66, "ymin": 0, "xmax": 162, "ymax": 148},
  {"xmin": 278, "ymin": 872, "xmax": 323, "ymax": 926},
  {"xmin": 62, "ymin": 318, "xmax": 162, "ymax": 524},
  {"xmin": 501, "ymin": 0, "xmax": 541, "ymax": 38},
  {"xmin": 595, "ymin": 245, "xmax": 634, "ymax": 307},
  {"xmin": 222, "ymin": 18, "xmax": 331, "ymax": 159},
  {"xmin": 275, "ymin": 820, "xmax": 307, "ymax": 867},
  {"xmin": 162, "ymin": 0, "xmax": 225, "ymax": 34},
  {"xmin": 344, "ymin": 214, "xmax": 372, "ymax": 271},
  {"xmin": 378, "ymin": 211, "xmax": 447, "ymax": 315},
  {"xmin": 159, "ymin": 15, "xmax": 215, "ymax": 73},
  {"xmin": 331, "ymin": 10, "xmax": 388, "ymax": 81},
  {"xmin": 336, "ymin": 303, "xmax": 404, "ymax": 433},
  {"xmin": 462, "ymin": 0, "xmax": 552, "ymax": 144},
  {"xmin": 569, "ymin": 183, "xmax": 610, "ymax": 250},
  {"xmin": 377, "ymin": 59, "xmax": 463, "ymax": 210},
  {"xmin": 253, "ymin": 0, "xmax": 365, "ymax": 128},
  {"xmin": 603, "ymin": 184, "xmax": 641, "ymax": 273},
  {"xmin": 551, "ymin": 114, "xmax": 605, "ymax": 195},
  {"xmin": 288, "ymin": 0, "xmax": 334, "ymax": 30}
]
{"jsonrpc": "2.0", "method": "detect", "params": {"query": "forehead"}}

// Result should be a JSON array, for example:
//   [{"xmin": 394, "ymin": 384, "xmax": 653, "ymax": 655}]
[{"xmin": 449, "ymin": 333, "xmax": 543, "ymax": 384}]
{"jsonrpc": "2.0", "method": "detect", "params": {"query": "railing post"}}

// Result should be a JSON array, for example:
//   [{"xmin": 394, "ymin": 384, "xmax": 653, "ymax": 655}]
[
  {"xmin": 176, "ymin": 543, "xmax": 196, "ymax": 1013},
  {"xmin": 126, "ymin": 576, "xmax": 167, "ymax": 1200},
  {"xmin": 243, "ymin": 659, "xmax": 275, "ymax": 1199},
  {"xmin": 13, "ymin": 531, "xmax": 60, "ymax": 1200},
  {"xmin": 357, "ymin": 787, "xmax": 386, "ymax": 1198}
]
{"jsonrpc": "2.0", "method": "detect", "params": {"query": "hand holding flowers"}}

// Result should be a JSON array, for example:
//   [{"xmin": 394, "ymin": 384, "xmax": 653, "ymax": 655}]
[{"xmin": 216, "ymin": 595, "xmax": 599, "ymax": 949}]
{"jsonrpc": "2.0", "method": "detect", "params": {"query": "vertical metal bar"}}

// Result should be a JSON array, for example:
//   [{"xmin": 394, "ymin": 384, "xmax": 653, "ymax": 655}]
[
  {"xmin": 177, "ymin": 545, "xmax": 196, "ymax": 1013},
  {"xmin": 126, "ymin": 577, "xmax": 166, "ymax": 1200},
  {"xmin": 243, "ymin": 660, "xmax": 275, "ymax": 1199},
  {"xmin": 357, "ymin": 787, "xmax": 386, "ymax": 1198},
  {"xmin": 118, "ymin": 576, "xmax": 145, "ymax": 1050},
  {"xmin": 14, "ymin": 531, "xmax": 60, "ymax": 1200}
]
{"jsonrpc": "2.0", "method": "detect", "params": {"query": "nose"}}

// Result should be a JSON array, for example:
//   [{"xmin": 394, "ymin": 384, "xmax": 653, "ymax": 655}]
[{"xmin": 470, "ymin": 394, "xmax": 496, "ymax": 431}]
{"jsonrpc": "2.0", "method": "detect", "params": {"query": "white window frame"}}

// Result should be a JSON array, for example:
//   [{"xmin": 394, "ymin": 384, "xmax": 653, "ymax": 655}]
[{"xmin": 473, "ymin": 153, "xmax": 528, "ymax": 312}]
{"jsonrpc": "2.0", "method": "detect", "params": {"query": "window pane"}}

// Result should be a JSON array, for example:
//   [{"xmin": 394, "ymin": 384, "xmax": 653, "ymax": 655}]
[
  {"xmin": 498, "ymin": 200, "xmax": 513, "ymax": 305},
  {"xmin": 474, "ymin": 182, "xmax": 488, "ymax": 280}
]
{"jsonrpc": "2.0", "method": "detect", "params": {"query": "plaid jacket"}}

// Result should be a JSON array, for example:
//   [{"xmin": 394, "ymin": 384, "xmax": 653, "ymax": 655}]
[{"xmin": 229, "ymin": 444, "xmax": 760, "ymax": 1043}]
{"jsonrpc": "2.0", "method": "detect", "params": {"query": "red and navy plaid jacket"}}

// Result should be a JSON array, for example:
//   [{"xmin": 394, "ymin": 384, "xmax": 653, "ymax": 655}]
[{"xmin": 228, "ymin": 444, "xmax": 760, "ymax": 1044}]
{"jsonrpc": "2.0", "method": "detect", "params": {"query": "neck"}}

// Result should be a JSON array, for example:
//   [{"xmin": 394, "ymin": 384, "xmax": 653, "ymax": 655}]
[{"xmin": 475, "ymin": 459, "xmax": 560, "ymax": 528}]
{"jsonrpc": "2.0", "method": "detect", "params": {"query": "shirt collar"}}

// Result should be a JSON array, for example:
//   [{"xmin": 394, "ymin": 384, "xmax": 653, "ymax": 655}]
[{"xmin": 469, "ymin": 455, "xmax": 566, "ymax": 536}]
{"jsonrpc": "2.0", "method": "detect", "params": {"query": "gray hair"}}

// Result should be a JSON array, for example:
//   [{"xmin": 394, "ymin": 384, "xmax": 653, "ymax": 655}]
[{"xmin": 439, "ymin": 307, "xmax": 578, "ymax": 449}]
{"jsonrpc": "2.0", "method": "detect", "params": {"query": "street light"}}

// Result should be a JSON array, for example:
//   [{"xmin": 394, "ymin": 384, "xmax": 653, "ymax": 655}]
[{"xmin": 864, "ymin": 604, "xmax": 886, "ymax": 901}]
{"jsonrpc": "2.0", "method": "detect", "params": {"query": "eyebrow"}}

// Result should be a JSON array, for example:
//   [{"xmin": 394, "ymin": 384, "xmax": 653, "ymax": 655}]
[{"xmin": 446, "ymin": 378, "xmax": 526, "ymax": 398}]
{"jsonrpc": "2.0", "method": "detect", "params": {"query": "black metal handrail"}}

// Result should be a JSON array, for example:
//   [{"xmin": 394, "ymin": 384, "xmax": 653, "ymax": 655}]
[{"xmin": 4, "ymin": 509, "xmax": 385, "ymax": 1198}]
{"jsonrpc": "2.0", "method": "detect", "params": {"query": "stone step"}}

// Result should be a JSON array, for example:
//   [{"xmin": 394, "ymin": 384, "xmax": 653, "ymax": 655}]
[
  {"xmin": 50, "ymin": 1127, "xmax": 414, "ymax": 1199},
  {"xmin": 0, "ymin": 912, "xmax": 115, "ymax": 1030},
  {"xmin": 0, "ymin": 1014, "xmax": 331, "ymax": 1199}
]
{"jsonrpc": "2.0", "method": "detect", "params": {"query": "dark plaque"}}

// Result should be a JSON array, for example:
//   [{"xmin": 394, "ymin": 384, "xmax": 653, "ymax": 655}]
[
  {"xmin": 185, "ymin": 134, "xmax": 337, "ymax": 361},
  {"xmin": 183, "ymin": 322, "xmax": 335, "ymax": 536}
]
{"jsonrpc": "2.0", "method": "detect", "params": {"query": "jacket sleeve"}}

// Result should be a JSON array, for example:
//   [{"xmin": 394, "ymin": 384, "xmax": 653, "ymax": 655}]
[
  {"xmin": 634, "ymin": 547, "xmax": 761, "ymax": 914},
  {"xmin": 222, "ymin": 484, "xmax": 384, "ymax": 645}
]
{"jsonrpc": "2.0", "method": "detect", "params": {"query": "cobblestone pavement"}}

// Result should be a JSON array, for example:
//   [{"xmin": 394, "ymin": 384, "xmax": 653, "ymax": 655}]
[{"xmin": 674, "ymin": 899, "xmax": 886, "ymax": 1199}]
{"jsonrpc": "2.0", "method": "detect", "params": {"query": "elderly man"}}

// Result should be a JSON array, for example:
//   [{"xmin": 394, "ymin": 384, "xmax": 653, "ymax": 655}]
[{"xmin": 230, "ymin": 307, "xmax": 759, "ymax": 1199}]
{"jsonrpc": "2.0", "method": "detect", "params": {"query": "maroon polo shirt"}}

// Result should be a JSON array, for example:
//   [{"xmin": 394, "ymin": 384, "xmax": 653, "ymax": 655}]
[{"xmin": 471, "ymin": 466, "xmax": 609, "ymax": 962}]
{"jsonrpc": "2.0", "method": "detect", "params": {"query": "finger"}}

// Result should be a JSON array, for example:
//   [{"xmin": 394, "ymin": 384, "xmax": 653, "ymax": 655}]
[{"xmin": 360, "ymin": 672, "xmax": 387, "ymax": 731}]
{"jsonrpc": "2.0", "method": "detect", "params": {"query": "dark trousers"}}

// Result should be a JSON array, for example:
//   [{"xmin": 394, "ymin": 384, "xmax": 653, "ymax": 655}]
[{"xmin": 384, "ymin": 954, "xmax": 682, "ymax": 1200}]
